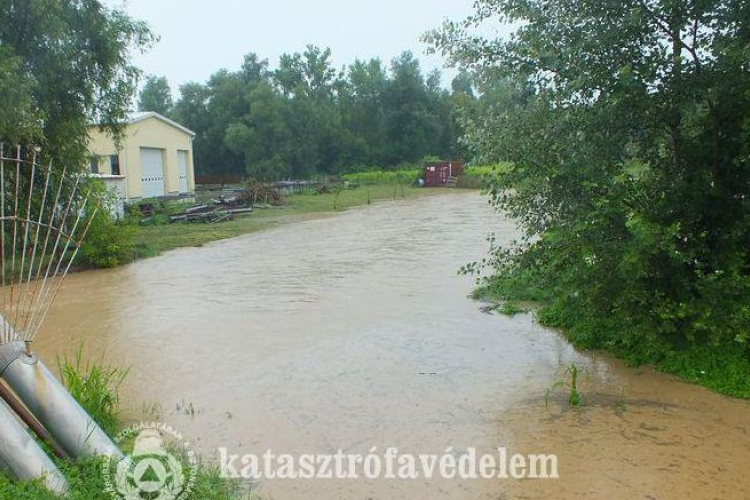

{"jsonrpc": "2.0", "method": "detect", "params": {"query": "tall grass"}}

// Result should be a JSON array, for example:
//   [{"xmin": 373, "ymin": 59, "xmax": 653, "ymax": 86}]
[
  {"xmin": 57, "ymin": 347, "xmax": 128, "ymax": 435},
  {"xmin": 0, "ymin": 348, "xmax": 254, "ymax": 499},
  {"xmin": 342, "ymin": 169, "xmax": 420, "ymax": 185},
  {"xmin": 341, "ymin": 164, "xmax": 510, "ymax": 184},
  {"xmin": 0, "ymin": 458, "xmax": 256, "ymax": 500},
  {"xmin": 545, "ymin": 364, "xmax": 584, "ymax": 408}
]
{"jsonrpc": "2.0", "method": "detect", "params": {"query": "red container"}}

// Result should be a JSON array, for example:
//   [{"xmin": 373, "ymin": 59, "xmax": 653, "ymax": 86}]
[{"xmin": 423, "ymin": 161, "xmax": 465, "ymax": 187}]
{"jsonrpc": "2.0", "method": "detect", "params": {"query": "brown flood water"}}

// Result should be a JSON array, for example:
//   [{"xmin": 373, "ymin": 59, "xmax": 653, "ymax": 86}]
[{"xmin": 37, "ymin": 192, "xmax": 749, "ymax": 500}]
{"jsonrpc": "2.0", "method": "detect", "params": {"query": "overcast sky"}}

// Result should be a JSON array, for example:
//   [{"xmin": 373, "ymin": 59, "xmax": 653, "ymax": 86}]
[{"xmin": 105, "ymin": 0, "xmax": 489, "ymax": 95}]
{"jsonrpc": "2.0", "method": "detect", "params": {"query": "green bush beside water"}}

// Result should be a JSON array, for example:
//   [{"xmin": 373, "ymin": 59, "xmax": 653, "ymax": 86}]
[
  {"xmin": 437, "ymin": 0, "xmax": 750, "ymax": 399},
  {"xmin": 474, "ymin": 264, "xmax": 750, "ymax": 399},
  {"xmin": 57, "ymin": 348, "xmax": 128, "ymax": 436},
  {"xmin": 78, "ymin": 212, "xmax": 137, "ymax": 269}
]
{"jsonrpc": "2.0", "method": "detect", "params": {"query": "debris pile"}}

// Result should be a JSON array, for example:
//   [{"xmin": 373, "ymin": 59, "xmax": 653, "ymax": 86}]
[
  {"xmin": 169, "ymin": 205, "xmax": 236, "ymax": 224},
  {"xmin": 238, "ymin": 183, "xmax": 284, "ymax": 207},
  {"xmin": 157, "ymin": 183, "xmax": 283, "ymax": 224}
]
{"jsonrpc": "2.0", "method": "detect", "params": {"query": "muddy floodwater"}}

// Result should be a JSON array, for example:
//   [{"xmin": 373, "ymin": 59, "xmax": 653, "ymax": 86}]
[{"xmin": 39, "ymin": 192, "xmax": 750, "ymax": 500}]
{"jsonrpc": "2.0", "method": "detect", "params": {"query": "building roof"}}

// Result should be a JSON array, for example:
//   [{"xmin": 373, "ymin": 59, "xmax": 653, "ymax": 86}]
[
  {"xmin": 127, "ymin": 112, "xmax": 196, "ymax": 137},
  {"xmin": 88, "ymin": 111, "xmax": 196, "ymax": 137}
]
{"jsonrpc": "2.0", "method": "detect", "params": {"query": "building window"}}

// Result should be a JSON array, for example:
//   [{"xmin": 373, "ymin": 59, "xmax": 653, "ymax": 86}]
[
  {"xmin": 89, "ymin": 156, "xmax": 99, "ymax": 174},
  {"xmin": 110, "ymin": 154, "xmax": 121, "ymax": 176}
]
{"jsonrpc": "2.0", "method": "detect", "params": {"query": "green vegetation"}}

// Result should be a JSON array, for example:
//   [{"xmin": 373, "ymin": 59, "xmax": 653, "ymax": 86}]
[
  {"xmin": 0, "ymin": 459, "xmax": 251, "ymax": 500},
  {"xmin": 139, "ymin": 76, "xmax": 174, "ymax": 116},
  {"xmin": 0, "ymin": 352, "xmax": 250, "ymax": 500},
  {"xmin": 463, "ymin": 166, "xmax": 494, "ymax": 177},
  {"xmin": 545, "ymin": 365, "xmax": 583, "ymax": 408},
  {"xmin": 58, "ymin": 347, "xmax": 128, "ymax": 435},
  {"xmin": 147, "ymin": 48, "xmax": 472, "ymax": 180},
  {"xmin": 496, "ymin": 302, "xmax": 527, "ymax": 317},
  {"xmin": 134, "ymin": 183, "xmax": 437, "ymax": 259},
  {"xmin": 78, "ymin": 181, "xmax": 139, "ymax": 269},
  {"xmin": 338, "ymin": 164, "xmax": 499, "ymax": 188},
  {"xmin": 79, "ymin": 213, "xmax": 138, "ymax": 269},
  {"xmin": 435, "ymin": 0, "xmax": 750, "ymax": 398},
  {"xmin": 341, "ymin": 169, "xmax": 420, "ymax": 185},
  {"xmin": 0, "ymin": 0, "xmax": 153, "ymax": 165},
  {"xmin": 0, "ymin": 0, "xmax": 153, "ymax": 269},
  {"xmin": 567, "ymin": 365, "xmax": 582, "ymax": 407}
]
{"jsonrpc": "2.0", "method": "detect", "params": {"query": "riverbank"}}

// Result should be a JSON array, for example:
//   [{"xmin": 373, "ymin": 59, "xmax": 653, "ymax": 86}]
[
  {"xmin": 37, "ymin": 192, "xmax": 750, "ymax": 499},
  {"xmin": 501, "ymin": 356, "xmax": 750, "ymax": 500},
  {"xmin": 0, "ymin": 353, "xmax": 254, "ymax": 500},
  {"xmin": 133, "ymin": 183, "xmax": 441, "ymax": 259},
  {"xmin": 475, "ymin": 285, "xmax": 750, "ymax": 399},
  {"xmin": 0, "ymin": 458, "xmax": 253, "ymax": 500}
]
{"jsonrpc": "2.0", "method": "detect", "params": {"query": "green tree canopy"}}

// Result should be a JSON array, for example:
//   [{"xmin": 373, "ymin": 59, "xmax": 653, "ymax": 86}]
[
  {"xmin": 138, "ymin": 75, "xmax": 174, "ymax": 115},
  {"xmin": 0, "ymin": 0, "xmax": 154, "ymax": 165},
  {"xmin": 430, "ymin": 0, "xmax": 750, "ymax": 394},
  {"xmin": 173, "ymin": 46, "xmax": 462, "ymax": 180}
]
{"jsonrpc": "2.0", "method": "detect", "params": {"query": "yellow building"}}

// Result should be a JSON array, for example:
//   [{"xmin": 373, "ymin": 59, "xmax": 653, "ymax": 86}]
[{"xmin": 87, "ymin": 112, "xmax": 196, "ymax": 203}]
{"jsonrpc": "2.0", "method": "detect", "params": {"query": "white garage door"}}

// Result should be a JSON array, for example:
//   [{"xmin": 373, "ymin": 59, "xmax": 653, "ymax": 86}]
[
  {"xmin": 140, "ymin": 148, "xmax": 165, "ymax": 198},
  {"xmin": 177, "ymin": 150, "xmax": 189, "ymax": 193}
]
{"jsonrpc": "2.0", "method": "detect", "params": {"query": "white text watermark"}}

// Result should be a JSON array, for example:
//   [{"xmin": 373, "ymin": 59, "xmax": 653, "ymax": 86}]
[{"xmin": 218, "ymin": 447, "xmax": 558, "ymax": 481}]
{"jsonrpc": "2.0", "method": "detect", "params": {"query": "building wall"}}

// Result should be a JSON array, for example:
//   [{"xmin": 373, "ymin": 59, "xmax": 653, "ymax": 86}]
[{"xmin": 87, "ymin": 116, "xmax": 195, "ymax": 200}]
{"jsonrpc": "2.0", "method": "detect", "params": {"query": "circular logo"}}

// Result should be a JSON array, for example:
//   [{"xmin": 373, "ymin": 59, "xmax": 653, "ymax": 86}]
[{"xmin": 103, "ymin": 422, "xmax": 198, "ymax": 500}]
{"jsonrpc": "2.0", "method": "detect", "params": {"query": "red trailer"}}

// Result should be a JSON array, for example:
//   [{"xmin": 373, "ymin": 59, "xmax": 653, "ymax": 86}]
[{"xmin": 423, "ymin": 161, "xmax": 465, "ymax": 187}]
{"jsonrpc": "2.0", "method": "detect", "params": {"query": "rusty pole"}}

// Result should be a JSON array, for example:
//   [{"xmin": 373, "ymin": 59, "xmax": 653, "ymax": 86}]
[{"xmin": 0, "ymin": 380, "xmax": 69, "ymax": 460}]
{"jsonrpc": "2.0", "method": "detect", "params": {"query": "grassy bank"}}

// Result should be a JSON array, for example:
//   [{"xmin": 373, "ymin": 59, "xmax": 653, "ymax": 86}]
[
  {"xmin": 341, "ymin": 169, "xmax": 419, "ymax": 184},
  {"xmin": 0, "ymin": 459, "xmax": 249, "ymax": 500},
  {"xmin": 340, "ymin": 166, "xmax": 492, "ymax": 188},
  {"xmin": 0, "ymin": 353, "xmax": 251, "ymax": 500},
  {"xmin": 474, "ymin": 280, "xmax": 750, "ymax": 399},
  {"xmin": 134, "ymin": 183, "xmax": 438, "ymax": 259}
]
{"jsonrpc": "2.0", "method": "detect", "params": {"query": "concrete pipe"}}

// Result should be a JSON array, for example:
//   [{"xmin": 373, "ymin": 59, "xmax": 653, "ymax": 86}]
[
  {"xmin": 0, "ymin": 396, "xmax": 69, "ymax": 495},
  {"xmin": 0, "ymin": 341, "xmax": 124, "ymax": 460}
]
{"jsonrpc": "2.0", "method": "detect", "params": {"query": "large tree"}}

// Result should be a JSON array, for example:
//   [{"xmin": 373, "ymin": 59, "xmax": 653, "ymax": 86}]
[
  {"xmin": 172, "ymin": 82, "xmax": 211, "ymax": 173},
  {"xmin": 339, "ymin": 58, "xmax": 389, "ymax": 166},
  {"xmin": 382, "ymin": 52, "xmax": 450, "ymax": 165},
  {"xmin": 138, "ymin": 75, "xmax": 173, "ymax": 115},
  {"xmin": 0, "ymin": 0, "xmax": 153, "ymax": 165},
  {"xmin": 224, "ymin": 54, "xmax": 293, "ymax": 180},
  {"xmin": 430, "ymin": 0, "xmax": 750, "ymax": 392},
  {"xmin": 0, "ymin": 0, "xmax": 152, "ymax": 269}
]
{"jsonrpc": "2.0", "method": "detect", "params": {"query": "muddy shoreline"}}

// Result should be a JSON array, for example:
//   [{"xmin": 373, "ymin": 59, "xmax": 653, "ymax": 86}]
[{"xmin": 503, "ymin": 356, "xmax": 750, "ymax": 499}]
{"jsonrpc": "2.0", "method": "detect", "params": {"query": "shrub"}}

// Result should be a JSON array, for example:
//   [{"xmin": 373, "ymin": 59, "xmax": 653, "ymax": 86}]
[
  {"xmin": 439, "ymin": 0, "xmax": 750, "ymax": 397},
  {"xmin": 78, "ymin": 179, "xmax": 136, "ymax": 268},
  {"xmin": 79, "ymin": 210, "xmax": 136, "ymax": 268},
  {"xmin": 58, "ymin": 347, "xmax": 128, "ymax": 435}
]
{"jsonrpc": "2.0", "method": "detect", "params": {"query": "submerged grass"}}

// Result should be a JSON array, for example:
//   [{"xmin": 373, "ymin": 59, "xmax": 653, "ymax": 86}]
[
  {"xmin": 545, "ymin": 364, "xmax": 584, "ymax": 409},
  {"xmin": 656, "ymin": 345, "xmax": 750, "ymax": 399}
]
